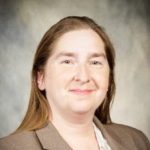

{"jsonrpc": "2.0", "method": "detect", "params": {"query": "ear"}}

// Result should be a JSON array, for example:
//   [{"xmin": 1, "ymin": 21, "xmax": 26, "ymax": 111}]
[{"xmin": 37, "ymin": 71, "xmax": 45, "ymax": 90}]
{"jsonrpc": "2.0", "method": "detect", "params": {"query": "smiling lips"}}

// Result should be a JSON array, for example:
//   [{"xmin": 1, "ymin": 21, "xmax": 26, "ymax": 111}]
[{"xmin": 69, "ymin": 89, "xmax": 95, "ymax": 95}]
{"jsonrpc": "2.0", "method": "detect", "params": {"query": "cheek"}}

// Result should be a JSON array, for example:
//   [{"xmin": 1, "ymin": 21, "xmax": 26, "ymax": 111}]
[
  {"xmin": 45, "ymin": 68, "xmax": 73, "ymax": 88},
  {"xmin": 56, "ymin": 66, "xmax": 75, "ymax": 80},
  {"xmin": 102, "ymin": 74, "xmax": 109, "ymax": 87},
  {"xmin": 94, "ymin": 70, "xmax": 109, "ymax": 89}
]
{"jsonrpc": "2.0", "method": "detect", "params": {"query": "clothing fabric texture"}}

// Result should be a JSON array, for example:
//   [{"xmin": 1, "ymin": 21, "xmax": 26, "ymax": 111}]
[{"xmin": 0, "ymin": 117, "xmax": 150, "ymax": 150}]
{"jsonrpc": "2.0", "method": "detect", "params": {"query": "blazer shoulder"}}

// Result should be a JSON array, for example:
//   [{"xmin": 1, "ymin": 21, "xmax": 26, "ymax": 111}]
[
  {"xmin": 105, "ymin": 122, "xmax": 150, "ymax": 149},
  {"xmin": 0, "ymin": 131, "xmax": 41, "ymax": 150}
]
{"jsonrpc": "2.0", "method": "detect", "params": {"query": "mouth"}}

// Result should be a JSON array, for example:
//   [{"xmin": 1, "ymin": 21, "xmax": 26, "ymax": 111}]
[{"xmin": 69, "ymin": 89, "xmax": 95, "ymax": 95}]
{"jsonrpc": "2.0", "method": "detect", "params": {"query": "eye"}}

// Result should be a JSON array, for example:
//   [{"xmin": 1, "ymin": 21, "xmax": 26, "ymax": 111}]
[
  {"xmin": 61, "ymin": 59, "xmax": 73, "ymax": 64},
  {"xmin": 90, "ymin": 60, "xmax": 102, "ymax": 65}
]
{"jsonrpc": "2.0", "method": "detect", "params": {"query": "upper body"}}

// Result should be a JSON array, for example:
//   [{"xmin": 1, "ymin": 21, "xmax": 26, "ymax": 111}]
[
  {"xmin": 0, "ymin": 117, "xmax": 150, "ymax": 150},
  {"xmin": 1, "ymin": 16, "xmax": 149, "ymax": 150}
]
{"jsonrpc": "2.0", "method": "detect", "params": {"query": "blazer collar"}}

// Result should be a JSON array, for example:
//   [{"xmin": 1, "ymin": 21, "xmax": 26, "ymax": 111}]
[
  {"xmin": 93, "ymin": 117, "xmax": 127, "ymax": 150},
  {"xmin": 35, "ymin": 123, "xmax": 72, "ymax": 150},
  {"xmin": 35, "ymin": 117, "xmax": 126, "ymax": 150}
]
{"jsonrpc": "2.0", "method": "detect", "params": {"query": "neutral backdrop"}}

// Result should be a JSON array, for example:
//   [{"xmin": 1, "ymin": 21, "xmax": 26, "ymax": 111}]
[{"xmin": 0, "ymin": 0, "xmax": 150, "ymax": 139}]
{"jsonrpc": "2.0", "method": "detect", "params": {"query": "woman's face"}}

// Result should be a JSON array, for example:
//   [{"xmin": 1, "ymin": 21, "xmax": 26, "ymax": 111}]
[{"xmin": 37, "ymin": 29, "xmax": 110, "ymax": 119}]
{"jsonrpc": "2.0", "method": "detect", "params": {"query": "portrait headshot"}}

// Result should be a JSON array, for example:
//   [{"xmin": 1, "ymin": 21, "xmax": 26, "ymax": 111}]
[{"xmin": 0, "ymin": 0, "xmax": 150, "ymax": 150}]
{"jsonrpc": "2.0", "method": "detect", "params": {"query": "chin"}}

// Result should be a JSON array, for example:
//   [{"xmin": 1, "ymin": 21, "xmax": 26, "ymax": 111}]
[{"xmin": 71, "ymin": 105, "xmax": 94, "ymax": 115}]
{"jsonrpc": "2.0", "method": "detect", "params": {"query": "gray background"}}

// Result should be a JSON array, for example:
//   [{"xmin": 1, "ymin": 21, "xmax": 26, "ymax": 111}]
[{"xmin": 0, "ymin": 0, "xmax": 150, "ymax": 139}]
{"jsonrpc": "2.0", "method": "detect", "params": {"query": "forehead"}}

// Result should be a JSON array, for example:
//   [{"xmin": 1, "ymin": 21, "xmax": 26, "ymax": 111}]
[{"xmin": 51, "ymin": 29, "xmax": 106, "ymax": 56}]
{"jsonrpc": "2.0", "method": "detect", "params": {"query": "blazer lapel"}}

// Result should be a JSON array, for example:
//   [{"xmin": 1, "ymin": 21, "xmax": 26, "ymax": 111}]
[
  {"xmin": 36, "ymin": 118, "xmax": 128, "ymax": 150},
  {"xmin": 93, "ymin": 117, "xmax": 127, "ymax": 150},
  {"xmin": 35, "ymin": 123, "xmax": 72, "ymax": 150}
]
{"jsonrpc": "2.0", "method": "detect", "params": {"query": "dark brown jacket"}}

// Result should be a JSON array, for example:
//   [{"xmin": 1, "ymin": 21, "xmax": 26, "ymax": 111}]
[{"xmin": 0, "ymin": 117, "xmax": 150, "ymax": 150}]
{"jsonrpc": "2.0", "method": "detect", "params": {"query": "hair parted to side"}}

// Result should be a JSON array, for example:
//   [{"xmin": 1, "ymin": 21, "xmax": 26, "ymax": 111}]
[{"xmin": 16, "ymin": 16, "xmax": 115, "ymax": 132}]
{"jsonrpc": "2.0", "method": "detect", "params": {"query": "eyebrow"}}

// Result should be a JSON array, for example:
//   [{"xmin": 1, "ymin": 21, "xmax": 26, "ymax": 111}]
[
  {"xmin": 55, "ymin": 52, "xmax": 76, "ymax": 59},
  {"xmin": 54, "ymin": 51, "xmax": 107, "ymax": 59},
  {"xmin": 89, "ymin": 53, "xmax": 106, "ymax": 59}
]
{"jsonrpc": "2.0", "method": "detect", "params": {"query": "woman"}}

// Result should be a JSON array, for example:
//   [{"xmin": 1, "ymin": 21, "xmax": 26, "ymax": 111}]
[{"xmin": 0, "ymin": 16, "xmax": 150, "ymax": 150}]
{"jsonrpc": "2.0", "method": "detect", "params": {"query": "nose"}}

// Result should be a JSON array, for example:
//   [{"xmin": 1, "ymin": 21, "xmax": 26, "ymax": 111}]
[{"xmin": 74, "ymin": 64, "xmax": 90, "ymax": 83}]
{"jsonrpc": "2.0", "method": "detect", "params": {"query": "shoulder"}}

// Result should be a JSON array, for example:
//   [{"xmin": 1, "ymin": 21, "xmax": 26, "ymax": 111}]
[
  {"xmin": 105, "ymin": 122, "xmax": 150, "ymax": 149},
  {"xmin": 0, "ymin": 131, "xmax": 41, "ymax": 150},
  {"xmin": 105, "ymin": 122, "xmax": 148, "ymax": 138}
]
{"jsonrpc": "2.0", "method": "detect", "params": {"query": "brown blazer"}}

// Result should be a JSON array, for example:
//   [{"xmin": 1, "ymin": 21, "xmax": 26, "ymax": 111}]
[{"xmin": 0, "ymin": 117, "xmax": 150, "ymax": 150}]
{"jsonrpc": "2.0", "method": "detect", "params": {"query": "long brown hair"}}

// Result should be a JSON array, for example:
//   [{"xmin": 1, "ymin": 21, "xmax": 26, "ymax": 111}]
[{"xmin": 16, "ymin": 16, "xmax": 115, "ymax": 132}]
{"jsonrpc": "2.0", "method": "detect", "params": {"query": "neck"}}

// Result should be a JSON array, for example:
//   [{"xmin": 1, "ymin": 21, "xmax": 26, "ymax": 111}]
[
  {"xmin": 49, "ymin": 112, "xmax": 100, "ymax": 150},
  {"xmin": 50, "ymin": 111, "xmax": 95, "ymax": 138}
]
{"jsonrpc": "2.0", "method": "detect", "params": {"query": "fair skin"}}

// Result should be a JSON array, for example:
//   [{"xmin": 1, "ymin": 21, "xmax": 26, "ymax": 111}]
[{"xmin": 37, "ymin": 29, "xmax": 110, "ymax": 150}]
